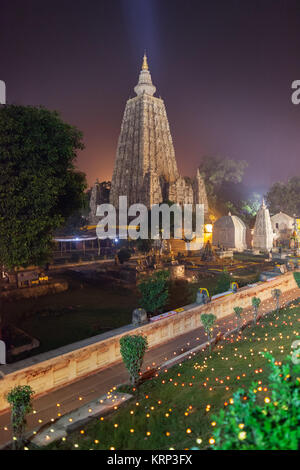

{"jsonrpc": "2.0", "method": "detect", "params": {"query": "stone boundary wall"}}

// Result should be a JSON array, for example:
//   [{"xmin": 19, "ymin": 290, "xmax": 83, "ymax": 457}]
[
  {"xmin": 0, "ymin": 271, "xmax": 299, "ymax": 412},
  {"xmin": 1, "ymin": 281, "xmax": 68, "ymax": 300}
]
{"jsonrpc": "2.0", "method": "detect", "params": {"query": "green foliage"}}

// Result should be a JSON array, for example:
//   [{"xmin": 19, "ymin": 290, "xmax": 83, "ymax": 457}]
[
  {"xmin": 200, "ymin": 313, "xmax": 217, "ymax": 353},
  {"xmin": 0, "ymin": 105, "xmax": 87, "ymax": 269},
  {"xmin": 6, "ymin": 385, "xmax": 34, "ymax": 449},
  {"xmin": 138, "ymin": 270, "xmax": 170, "ymax": 314},
  {"xmin": 241, "ymin": 192, "xmax": 261, "ymax": 217},
  {"xmin": 272, "ymin": 288, "xmax": 282, "ymax": 313},
  {"xmin": 117, "ymin": 247, "xmax": 131, "ymax": 264},
  {"xmin": 233, "ymin": 306, "xmax": 243, "ymax": 330},
  {"xmin": 119, "ymin": 334, "xmax": 148, "ymax": 385},
  {"xmin": 212, "ymin": 351, "xmax": 300, "ymax": 450},
  {"xmin": 56, "ymin": 192, "xmax": 90, "ymax": 235},
  {"xmin": 266, "ymin": 177, "xmax": 300, "ymax": 215},
  {"xmin": 251, "ymin": 297, "xmax": 261, "ymax": 324},
  {"xmin": 213, "ymin": 269, "xmax": 232, "ymax": 295},
  {"xmin": 294, "ymin": 272, "xmax": 300, "ymax": 288},
  {"xmin": 198, "ymin": 156, "xmax": 248, "ymax": 212}
]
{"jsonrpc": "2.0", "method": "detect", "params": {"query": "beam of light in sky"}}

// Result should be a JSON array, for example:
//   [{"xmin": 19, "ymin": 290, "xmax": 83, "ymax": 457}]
[{"xmin": 120, "ymin": 0, "xmax": 160, "ymax": 62}]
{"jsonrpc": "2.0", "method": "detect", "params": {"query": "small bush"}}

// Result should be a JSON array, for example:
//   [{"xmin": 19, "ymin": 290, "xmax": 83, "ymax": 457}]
[
  {"xmin": 200, "ymin": 313, "xmax": 217, "ymax": 353},
  {"xmin": 138, "ymin": 270, "xmax": 169, "ymax": 314},
  {"xmin": 251, "ymin": 296, "xmax": 261, "ymax": 324},
  {"xmin": 6, "ymin": 385, "xmax": 34, "ymax": 449},
  {"xmin": 233, "ymin": 306, "xmax": 243, "ymax": 331},
  {"xmin": 272, "ymin": 288, "xmax": 282, "ymax": 314},
  {"xmin": 117, "ymin": 248, "xmax": 131, "ymax": 264},
  {"xmin": 120, "ymin": 334, "xmax": 148, "ymax": 385},
  {"xmin": 213, "ymin": 269, "xmax": 232, "ymax": 295}
]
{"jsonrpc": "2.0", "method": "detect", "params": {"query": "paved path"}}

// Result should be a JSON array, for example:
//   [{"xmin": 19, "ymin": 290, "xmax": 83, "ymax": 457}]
[{"xmin": 0, "ymin": 287, "xmax": 299, "ymax": 448}]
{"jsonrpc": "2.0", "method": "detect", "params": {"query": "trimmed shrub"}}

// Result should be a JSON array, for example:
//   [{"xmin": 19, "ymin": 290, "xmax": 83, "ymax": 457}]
[
  {"xmin": 120, "ymin": 334, "xmax": 148, "ymax": 385},
  {"xmin": 6, "ymin": 385, "xmax": 34, "ymax": 449},
  {"xmin": 200, "ymin": 313, "xmax": 217, "ymax": 353}
]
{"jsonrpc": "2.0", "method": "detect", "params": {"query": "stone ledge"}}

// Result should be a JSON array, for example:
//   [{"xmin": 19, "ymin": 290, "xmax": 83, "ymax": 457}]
[{"xmin": 30, "ymin": 392, "xmax": 132, "ymax": 447}]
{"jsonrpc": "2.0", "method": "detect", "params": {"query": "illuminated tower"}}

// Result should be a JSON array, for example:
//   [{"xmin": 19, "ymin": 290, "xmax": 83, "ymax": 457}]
[{"xmin": 109, "ymin": 54, "xmax": 208, "ymax": 212}]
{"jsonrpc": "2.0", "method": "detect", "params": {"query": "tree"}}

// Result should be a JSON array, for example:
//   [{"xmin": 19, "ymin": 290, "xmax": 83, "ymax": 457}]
[
  {"xmin": 55, "ymin": 192, "xmax": 90, "ymax": 236},
  {"xmin": 239, "ymin": 192, "xmax": 261, "ymax": 225},
  {"xmin": 251, "ymin": 297, "xmax": 261, "ymax": 325},
  {"xmin": 117, "ymin": 247, "xmax": 131, "ymax": 264},
  {"xmin": 6, "ymin": 385, "xmax": 34, "ymax": 449},
  {"xmin": 200, "ymin": 313, "xmax": 217, "ymax": 353},
  {"xmin": 233, "ymin": 306, "xmax": 243, "ymax": 331},
  {"xmin": 119, "ymin": 334, "xmax": 148, "ymax": 385},
  {"xmin": 214, "ymin": 269, "xmax": 232, "ymax": 295},
  {"xmin": 271, "ymin": 289, "xmax": 282, "ymax": 315},
  {"xmin": 138, "ymin": 270, "xmax": 169, "ymax": 314},
  {"xmin": 266, "ymin": 177, "xmax": 300, "ymax": 216},
  {"xmin": 198, "ymin": 156, "xmax": 248, "ymax": 211},
  {"xmin": 0, "ymin": 105, "xmax": 87, "ymax": 269}
]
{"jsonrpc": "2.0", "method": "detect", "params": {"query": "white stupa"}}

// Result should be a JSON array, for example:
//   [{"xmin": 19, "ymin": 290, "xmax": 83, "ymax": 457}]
[
  {"xmin": 253, "ymin": 199, "xmax": 274, "ymax": 252},
  {"xmin": 212, "ymin": 212, "xmax": 247, "ymax": 251}
]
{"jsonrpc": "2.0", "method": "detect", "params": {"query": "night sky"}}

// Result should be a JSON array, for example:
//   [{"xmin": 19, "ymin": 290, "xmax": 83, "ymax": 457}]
[{"xmin": 2, "ymin": 0, "xmax": 300, "ymax": 196}]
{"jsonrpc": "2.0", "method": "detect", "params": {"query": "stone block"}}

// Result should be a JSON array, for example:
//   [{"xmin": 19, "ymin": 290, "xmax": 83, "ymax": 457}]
[{"xmin": 132, "ymin": 308, "xmax": 148, "ymax": 326}]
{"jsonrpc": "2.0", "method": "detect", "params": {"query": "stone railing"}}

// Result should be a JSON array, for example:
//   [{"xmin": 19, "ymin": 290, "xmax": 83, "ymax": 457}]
[{"xmin": 0, "ymin": 271, "xmax": 299, "ymax": 412}]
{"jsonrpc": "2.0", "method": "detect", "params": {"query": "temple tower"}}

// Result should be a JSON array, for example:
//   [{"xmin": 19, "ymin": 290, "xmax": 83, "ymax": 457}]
[
  {"xmin": 110, "ymin": 54, "xmax": 179, "ymax": 208},
  {"xmin": 109, "ymin": 54, "xmax": 208, "ymax": 214}
]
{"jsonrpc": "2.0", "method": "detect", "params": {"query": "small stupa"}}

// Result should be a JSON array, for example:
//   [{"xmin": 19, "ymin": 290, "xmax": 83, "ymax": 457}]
[
  {"xmin": 212, "ymin": 212, "xmax": 247, "ymax": 251},
  {"xmin": 253, "ymin": 199, "xmax": 274, "ymax": 252}
]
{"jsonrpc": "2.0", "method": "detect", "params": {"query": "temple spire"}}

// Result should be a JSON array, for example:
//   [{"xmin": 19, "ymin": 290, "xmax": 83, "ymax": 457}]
[
  {"xmin": 142, "ymin": 53, "xmax": 149, "ymax": 71},
  {"xmin": 134, "ymin": 53, "xmax": 156, "ymax": 96}
]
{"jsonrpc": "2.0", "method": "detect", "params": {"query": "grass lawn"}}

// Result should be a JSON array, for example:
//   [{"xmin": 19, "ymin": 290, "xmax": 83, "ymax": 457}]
[{"xmin": 47, "ymin": 300, "xmax": 300, "ymax": 450}]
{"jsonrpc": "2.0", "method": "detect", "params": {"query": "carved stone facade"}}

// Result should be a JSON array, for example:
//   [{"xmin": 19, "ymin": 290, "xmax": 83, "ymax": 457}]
[{"xmin": 109, "ymin": 55, "xmax": 208, "ymax": 214}]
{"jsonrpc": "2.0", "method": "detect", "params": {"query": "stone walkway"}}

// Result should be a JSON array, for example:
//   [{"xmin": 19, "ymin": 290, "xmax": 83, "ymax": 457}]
[{"xmin": 0, "ymin": 287, "xmax": 299, "ymax": 448}]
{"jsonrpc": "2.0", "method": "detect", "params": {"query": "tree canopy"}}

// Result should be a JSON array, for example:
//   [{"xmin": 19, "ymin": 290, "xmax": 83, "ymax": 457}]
[
  {"xmin": 198, "ymin": 156, "xmax": 248, "ymax": 215},
  {"xmin": 266, "ymin": 177, "xmax": 300, "ymax": 216},
  {"xmin": 138, "ymin": 270, "xmax": 169, "ymax": 314},
  {"xmin": 0, "ymin": 105, "xmax": 87, "ymax": 269}
]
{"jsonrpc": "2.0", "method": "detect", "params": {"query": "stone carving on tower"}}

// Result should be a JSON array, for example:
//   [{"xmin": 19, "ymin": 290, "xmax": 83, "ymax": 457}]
[
  {"xmin": 253, "ymin": 199, "xmax": 274, "ymax": 252},
  {"xmin": 109, "ymin": 54, "xmax": 209, "ymax": 215}
]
